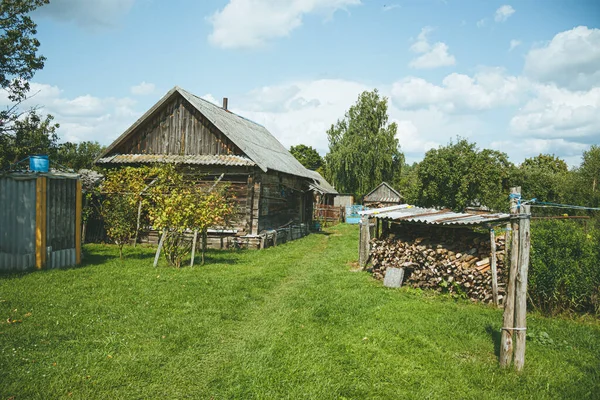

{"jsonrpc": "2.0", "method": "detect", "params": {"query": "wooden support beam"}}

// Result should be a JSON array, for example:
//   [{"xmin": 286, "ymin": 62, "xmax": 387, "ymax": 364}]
[
  {"xmin": 514, "ymin": 204, "xmax": 531, "ymax": 372},
  {"xmin": 35, "ymin": 176, "xmax": 47, "ymax": 269},
  {"xmin": 359, "ymin": 215, "xmax": 371, "ymax": 268},
  {"xmin": 490, "ymin": 228, "xmax": 498, "ymax": 306},
  {"xmin": 154, "ymin": 229, "xmax": 167, "ymax": 268},
  {"xmin": 500, "ymin": 186, "xmax": 520, "ymax": 368},
  {"xmin": 190, "ymin": 230, "xmax": 198, "ymax": 267}
]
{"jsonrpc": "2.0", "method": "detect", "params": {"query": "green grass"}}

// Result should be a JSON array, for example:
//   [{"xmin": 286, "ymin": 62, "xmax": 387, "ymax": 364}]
[{"xmin": 1, "ymin": 224, "xmax": 599, "ymax": 399}]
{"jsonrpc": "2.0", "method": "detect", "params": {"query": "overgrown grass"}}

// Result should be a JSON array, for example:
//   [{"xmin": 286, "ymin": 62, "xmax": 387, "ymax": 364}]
[{"xmin": 1, "ymin": 225, "xmax": 598, "ymax": 399}]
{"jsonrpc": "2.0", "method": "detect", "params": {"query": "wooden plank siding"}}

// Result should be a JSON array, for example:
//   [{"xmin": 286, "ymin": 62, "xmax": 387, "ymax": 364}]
[{"xmin": 113, "ymin": 95, "xmax": 243, "ymax": 157}]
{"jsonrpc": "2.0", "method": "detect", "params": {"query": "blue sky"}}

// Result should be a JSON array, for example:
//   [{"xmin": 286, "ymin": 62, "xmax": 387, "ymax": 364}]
[{"xmin": 6, "ymin": 0, "xmax": 599, "ymax": 166}]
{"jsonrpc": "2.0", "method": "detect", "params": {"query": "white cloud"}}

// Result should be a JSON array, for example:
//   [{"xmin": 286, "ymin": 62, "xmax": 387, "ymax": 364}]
[
  {"xmin": 494, "ymin": 5, "xmax": 515, "ymax": 22},
  {"xmin": 409, "ymin": 27, "xmax": 456, "ymax": 69},
  {"xmin": 509, "ymin": 39, "xmax": 521, "ymax": 51},
  {"xmin": 36, "ymin": 0, "xmax": 135, "ymax": 28},
  {"xmin": 510, "ymin": 84, "xmax": 600, "ymax": 140},
  {"xmin": 208, "ymin": 0, "xmax": 360, "ymax": 49},
  {"xmin": 476, "ymin": 19, "xmax": 487, "ymax": 28},
  {"xmin": 130, "ymin": 82, "xmax": 156, "ymax": 96},
  {"xmin": 0, "ymin": 83, "xmax": 140, "ymax": 144},
  {"xmin": 391, "ymin": 69, "xmax": 528, "ymax": 113},
  {"xmin": 524, "ymin": 26, "xmax": 600, "ymax": 90}
]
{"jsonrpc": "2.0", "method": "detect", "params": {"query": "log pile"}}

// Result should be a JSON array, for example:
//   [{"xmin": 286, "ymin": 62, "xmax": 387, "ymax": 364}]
[{"xmin": 368, "ymin": 226, "xmax": 507, "ymax": 305}]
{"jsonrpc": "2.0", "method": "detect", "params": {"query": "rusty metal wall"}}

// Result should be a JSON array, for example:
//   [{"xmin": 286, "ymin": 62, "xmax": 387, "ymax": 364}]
[{"xmin": 0, "ymin": 176, "xmax": 37, "ymax": 271}]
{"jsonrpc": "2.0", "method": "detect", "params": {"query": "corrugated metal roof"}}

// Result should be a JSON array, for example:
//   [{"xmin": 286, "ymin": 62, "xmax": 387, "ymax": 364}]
[
  {"xmin": 359, "ymin": 204, "xmax": 510, "ymax": 226},
  {"xmin": 96, "ymin": 154, "xmax": 256, "ymax": 167},
  {"xmin": 306, "ymin": 170, "xmax": 338, "ymax": 195}
]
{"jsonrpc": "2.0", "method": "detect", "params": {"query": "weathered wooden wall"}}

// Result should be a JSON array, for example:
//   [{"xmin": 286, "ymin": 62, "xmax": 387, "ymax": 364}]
[
  {"xmin": 256, "ymin": 171, "xmax": 309, "ymax": 232},
  {"xmin": 114, "ymin": 94, "xmax": 243, "ymax": 157}
]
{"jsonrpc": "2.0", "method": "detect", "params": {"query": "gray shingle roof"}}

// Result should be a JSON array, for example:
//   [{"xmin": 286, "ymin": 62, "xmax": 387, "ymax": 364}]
[
  {"xmin": 306, "ymin": 170, "xmax": 338, "ymax": 194},
  {"xmin": 96, "ymin": 154, "xmax": 256, "ymax": 167}
]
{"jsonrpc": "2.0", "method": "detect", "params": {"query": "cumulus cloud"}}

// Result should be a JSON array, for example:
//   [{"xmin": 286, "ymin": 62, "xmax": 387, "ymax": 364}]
[
  {"xmin": 409, "ymin": 27, "xmax": 456, "ymax": 69},
  {"xmin": 510, "ymin": 84, "xmax": 600, "ymax": 141},
  {"xmin": 130, "ymin": 82, "xmax": 156, "ymax": 96},
  {"xmin": 494, "ymin": 5, "xmax": 515, "ymax": 22},
  {"xmin": 36, "ymin": 0, "xmax": 135, "ymax": 28},
  {"xmin": 0, "ymin": 83, "xmax": 140, "ymax": 144},
  {"xmin": 391, "ymin": 69, "xmax": 528, "ymax": 113},
  {"xmin": 524, "ymin": 26, "xmax": 600, "ymax": 90},
  {"xmin": 509, "ymin": 39, "xmax": 521, "ymax": 51},
  {"xmin": 208, "ymin": 0, "xmax": 360, "ymax": 49}
]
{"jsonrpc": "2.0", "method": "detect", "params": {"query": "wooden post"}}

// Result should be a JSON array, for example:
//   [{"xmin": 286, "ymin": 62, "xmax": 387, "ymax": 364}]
[
  {"xmin": 154, "ymin": 229, "xmax": 167, "ymax": 268},
  {"xmin": 514, "ymin": 204, "xmax": 531, "ymax": 371},
  {"xmin": 500, "ymin": 186, "xmax": 520, "ymax": 368},
  {"xmin": 490, "ymin": 228, "xmax": 498, "ymax": 306},
  {"xmin": 190, "ymin": 230, "xmax": 198, "ymax": 267},
  {"xmin": 134, "ymin": 200, "xmax": 142, "ymax": 248},
  {"xmin": 359, "ymin": 215, "xmax": 371, "ymax": 268},
  {"xmin": 35, "ymin": 176, "xmax": 47, "ymax": 270}
]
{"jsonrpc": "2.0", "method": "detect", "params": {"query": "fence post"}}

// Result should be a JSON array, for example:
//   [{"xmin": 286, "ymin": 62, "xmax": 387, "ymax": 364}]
[
  {"xmin": 514, "ymin": 204, "xmax": 531, "ymax": 371},
  {"xmin": 500, "ymin": 186, "xmax": 520, "ymax": 368},
  {"xmin": 359, "ymin": 214, "xmax": 371, "ymax": 268},
  {"xmin": 490, "ymin": 228, "xmax": 498, "ymax": 306}
]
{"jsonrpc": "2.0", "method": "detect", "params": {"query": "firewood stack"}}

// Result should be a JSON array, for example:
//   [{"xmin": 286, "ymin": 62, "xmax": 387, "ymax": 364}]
[{"xmin": 368, "ymin": 226, "xmax": 507, "ymax": 305}]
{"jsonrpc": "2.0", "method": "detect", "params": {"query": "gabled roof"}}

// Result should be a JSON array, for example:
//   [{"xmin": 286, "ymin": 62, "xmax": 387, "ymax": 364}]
[
  {"xmin": 363, "ymin": 182, "xmax": 403, "ymax": 202},
  {"xmin": 306, "ymin": 170, "xmax": 338, "ymax": 195},
  {"xmin": 98, "ymin": 86, "xmax": 313, "ymax": 179}
]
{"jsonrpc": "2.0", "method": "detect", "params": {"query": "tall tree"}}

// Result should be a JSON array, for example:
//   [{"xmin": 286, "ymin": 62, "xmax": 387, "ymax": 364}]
[
  {"xmin": 416, "ymin": 138, "xmax": 513, "ymax": 211},
  {"xmin": 290, "ymin": 144, "xmax": 323, "ymax": 171},
  {"xmin": 1, "ymin": 0, "xmax": 48, "ymax": 131},
  {"xmin": 515, "ymin": 154, "xmax": 570, "ymax": 205},
  {"xmin": 325, "ymin": 89, "xmax": 403, "ymax": 199}
]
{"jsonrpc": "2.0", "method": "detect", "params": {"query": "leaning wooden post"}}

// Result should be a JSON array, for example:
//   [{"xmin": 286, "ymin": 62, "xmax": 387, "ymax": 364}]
[
  {"xmin": 514, "ymin": 204, "xmax": 531, "ymax": 371},
  {"xmin": 153, "ymin": 228, "xmax": 167, "ymax": 268},
  {"xmin": 489, "ymin": 227, "xmax": 499, "ymax": 306},
  {"xmin": 134, "ymin": 200, "xmax": 143, "ymax": 248},
  {"xmin": 500, "ymin": 186, "xmax": 521, "ymax": 368},
  {"xmin": 359, "ymin": 214, "xmax": 371, "ymax": 268},
  {"xmin": 190, "ymin": 229, "xmax": 198, "ymax": 267}
]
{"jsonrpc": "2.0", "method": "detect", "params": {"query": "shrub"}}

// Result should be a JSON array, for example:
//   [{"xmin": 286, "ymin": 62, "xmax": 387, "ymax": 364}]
[{"xmin": 529, "ymin": 220, "xmax": 599, "ymax": 315}]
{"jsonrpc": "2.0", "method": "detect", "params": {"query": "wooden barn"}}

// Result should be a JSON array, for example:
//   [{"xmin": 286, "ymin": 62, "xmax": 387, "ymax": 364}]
[
  {"xmin": 96, "ymin": 86, "xmax": 316, "ymax": 248},
  {"xmin": 363, "ymin": 182, "xmax": 403, "ymax": 208}
]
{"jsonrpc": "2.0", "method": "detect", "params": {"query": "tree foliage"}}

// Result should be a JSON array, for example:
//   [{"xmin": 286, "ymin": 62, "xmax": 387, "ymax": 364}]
[
  {"xmin": 0, "ymin": 110, "xmax": 59, "ymax": 168},
  {"xmin": 55, "ymin": 141, "xmax": 105, "ymax": 171},
  {"xmin": 1, "ymin": 0, "xmax": 48, "ymax": 131},
  {"xmin": 325, "ymin": 89, "xmax": 403, "ymax": 199},
  {"xmin": 147, "ymin": 165, "xmax": 236, "ymax": 267},
  {"xmin": 415, "ymin": 138, "xmax": 513, "ymax": 211},
  {"xmin": 516, "ymin": 154, "xmax": 570, "ymax": 205},
  {"xmin": 290, "ymin": 144, "xmax": 323, "ymax": 171},
  {"xmin": 100, "ymin": 167, "xmax": 149, "ymax": 259}
]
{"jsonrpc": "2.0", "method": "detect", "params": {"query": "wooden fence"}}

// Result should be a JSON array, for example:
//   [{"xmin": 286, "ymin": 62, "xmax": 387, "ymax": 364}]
[{"xmin": 313, "ymin": 204, "xmax": 344, "ymax": 225}]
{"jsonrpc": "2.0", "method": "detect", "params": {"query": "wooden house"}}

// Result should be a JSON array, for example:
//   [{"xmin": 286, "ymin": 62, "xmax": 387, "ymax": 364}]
[
  {"xmin": 363, "ymin": 182, "xmax": 403, "ymax": 208},
  {"xmin": 306, "ymin": 170, "xmax": 337, "ymax": 206},
  {"xmin": 96, "ymin": 86, "xmax": 316, "ymax": 248}
]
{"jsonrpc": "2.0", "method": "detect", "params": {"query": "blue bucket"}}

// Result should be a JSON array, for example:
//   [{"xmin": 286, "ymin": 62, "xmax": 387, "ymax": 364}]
[{"xmin": 29, "ymin": 155, "xmax": 49, "ymax": 173}]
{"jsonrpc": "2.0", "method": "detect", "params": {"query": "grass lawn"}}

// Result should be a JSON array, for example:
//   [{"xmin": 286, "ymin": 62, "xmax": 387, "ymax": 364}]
[{"xmin": 1, "ymin": 224, "xmax": 599, "ymax": 399}]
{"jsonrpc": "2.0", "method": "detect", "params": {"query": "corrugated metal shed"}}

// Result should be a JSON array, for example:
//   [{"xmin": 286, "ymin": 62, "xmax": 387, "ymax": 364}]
[
  {"xmin": 359, "ymin": 204, "xmax": 510, "ymax": 226},
  {"xmin": 96, "ymin": 154, "xmax": 256, "ymax": 167},
  {"xmin": 0, "ymin": 172, "xmax": 81, "ymax": 271},
  {"xmin": 306, "ymin": 170, "xmax": 338, "ymax": 195}
]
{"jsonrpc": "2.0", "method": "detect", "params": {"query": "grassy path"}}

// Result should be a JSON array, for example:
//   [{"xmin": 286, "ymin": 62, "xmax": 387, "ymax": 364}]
[{"xmin": 1, "ymin": 225, "xmax": 599, "ymax": 399}]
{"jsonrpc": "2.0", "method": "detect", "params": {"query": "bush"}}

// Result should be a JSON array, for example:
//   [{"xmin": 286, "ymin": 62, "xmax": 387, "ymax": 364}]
[{"xmin": 529, "ymin": 220, "xmax": 600, "ymax": 315}]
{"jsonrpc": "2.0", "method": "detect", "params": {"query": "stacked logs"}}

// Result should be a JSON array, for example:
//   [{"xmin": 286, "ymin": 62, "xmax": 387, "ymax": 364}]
[{"xmin": 368, "ymin": 226, "xmax": 507, "ymax": 305}]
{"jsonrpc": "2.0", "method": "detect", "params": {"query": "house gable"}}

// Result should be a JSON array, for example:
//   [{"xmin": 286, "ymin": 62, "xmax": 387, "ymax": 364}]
[
  {"xmin": 364, "ymin": 182, "xmax": 403, "ymax": 203},
  {"xmin": 108, "ymin": 91, "xmax": 243, "ymax": 158}
]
